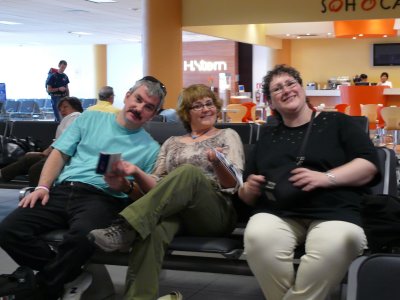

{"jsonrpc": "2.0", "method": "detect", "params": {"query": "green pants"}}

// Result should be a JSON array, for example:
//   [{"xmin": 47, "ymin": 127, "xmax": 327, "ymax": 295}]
[{"xmin": 120, "ymin": 164, "xmax": 237, "ymax": 300}]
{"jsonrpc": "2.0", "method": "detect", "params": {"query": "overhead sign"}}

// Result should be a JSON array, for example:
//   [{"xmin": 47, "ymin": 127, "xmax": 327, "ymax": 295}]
[{"xmin": 321, "ymin": 0, "xmax": 400, "ymax": 13}]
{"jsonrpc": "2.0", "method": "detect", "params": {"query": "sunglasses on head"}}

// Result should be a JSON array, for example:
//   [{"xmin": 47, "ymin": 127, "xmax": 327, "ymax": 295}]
[{"xmin": 140, "ymin": 76, "xmax": 167, "ymax": 96}]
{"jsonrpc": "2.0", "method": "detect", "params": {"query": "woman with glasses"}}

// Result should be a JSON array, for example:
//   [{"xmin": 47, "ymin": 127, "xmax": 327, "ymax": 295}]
[
  {"xmin": 239, "ymin": 65, "xmax": 379, "ymax": 300},
  {"xmin": 89, "ymin": 84, "xmax": 244, "ymax": 300}
]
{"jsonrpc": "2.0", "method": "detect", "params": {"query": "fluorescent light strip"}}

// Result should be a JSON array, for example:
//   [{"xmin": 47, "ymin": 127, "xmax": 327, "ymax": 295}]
[
  {"xmin": 0, "ymin": 21, "xmax": 22, "ymax": 25},
  {"xmin": 85, "ymin": 0, "xmax": 117, "ymax": 3},
  {"xmin": 69, "ymin": 31, "xmax": 93, "ymax": 36}
]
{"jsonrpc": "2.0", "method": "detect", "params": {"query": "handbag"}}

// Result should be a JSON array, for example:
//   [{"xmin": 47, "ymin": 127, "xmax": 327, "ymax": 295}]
[
  {"xmin": 263, "ymin": 111, "xmax": 316, "ymax": 207},
  {"xmin": 361, "ymin": 194, "xmax": 400, "ymax": 253},
  {"xmin": 0, "ymin": 135, "xmax": 39, "ymax": 166}
]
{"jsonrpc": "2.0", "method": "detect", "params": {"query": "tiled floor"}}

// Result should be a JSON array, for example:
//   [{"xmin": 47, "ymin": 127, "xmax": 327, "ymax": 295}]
[{"xmin": 0, "ymin": 188, "xmax": 265, "ymax": 299}]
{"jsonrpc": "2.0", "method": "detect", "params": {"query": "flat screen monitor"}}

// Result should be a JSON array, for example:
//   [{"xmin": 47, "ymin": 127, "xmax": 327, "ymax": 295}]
[
  {"xmin": 355, "ymin": 82, "xmax": 370, "ymax": 86},
  {"xmin": 373, "ymin": 43, "xmax": 400, "ymax": 66}
]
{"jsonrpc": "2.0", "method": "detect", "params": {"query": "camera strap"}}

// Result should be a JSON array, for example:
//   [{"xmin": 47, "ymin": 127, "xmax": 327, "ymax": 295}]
[{"xmin": 296, "ymin": 110, "xmax": 316, "ymax": 166}]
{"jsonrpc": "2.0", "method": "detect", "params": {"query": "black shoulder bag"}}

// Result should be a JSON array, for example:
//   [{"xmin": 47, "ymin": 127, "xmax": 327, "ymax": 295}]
[
  {"xmin": 362, "ymin": 194, "xmax": 400, "ymax": 253},
  {"xmin": 263, "ymin": 111, "xmax": 316, "ymax": 208}
]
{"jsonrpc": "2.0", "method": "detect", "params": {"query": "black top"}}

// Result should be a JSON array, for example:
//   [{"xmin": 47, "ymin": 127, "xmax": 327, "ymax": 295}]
[{"xmin": 245, "ymin": 112, "xmax": 379, "ymax": 226}]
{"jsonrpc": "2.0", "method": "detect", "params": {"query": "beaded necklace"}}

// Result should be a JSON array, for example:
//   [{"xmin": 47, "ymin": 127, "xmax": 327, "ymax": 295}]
[{"xmin": 190, "ymin": 127, "xmax": 213, "ymax": 139}]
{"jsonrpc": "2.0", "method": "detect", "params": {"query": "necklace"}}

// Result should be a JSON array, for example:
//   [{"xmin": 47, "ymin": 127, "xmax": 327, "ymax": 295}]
[{"xmin": 190, "ymin": 127, "xmax": 213, "ymax": 139}]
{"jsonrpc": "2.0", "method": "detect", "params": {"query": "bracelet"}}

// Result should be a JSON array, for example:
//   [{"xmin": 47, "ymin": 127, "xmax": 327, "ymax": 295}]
[
  {"xmin": 325, "ymin": 172, "xmax": 337, "ymax": 185},
  {"xmin": 133, "ymin": 182, "xmax": 145, "ymax": 195},
  {"xmin": 124, "ymin": 180, "xmax": 134, "ymax": 194},
  {"xmin": 35, "ymin": 185, "xmax": 50, "ymax": 193}
]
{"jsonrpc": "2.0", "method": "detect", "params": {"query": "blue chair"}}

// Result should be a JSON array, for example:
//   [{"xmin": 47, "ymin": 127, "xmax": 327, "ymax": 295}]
[
  {"xmin": 34, "ymin": 99, "xmax": 46, "ymax": 110},
  {"xmin": 81, "ymin": 98, "xmax": 97, "ymax": 110},
  {"xmin": 9, "ymin": 100, "xmax": 42, "ymax": 120},
  {"xmin": 4, "ymin": 100, "xmax": 20, "ymax": 113}
]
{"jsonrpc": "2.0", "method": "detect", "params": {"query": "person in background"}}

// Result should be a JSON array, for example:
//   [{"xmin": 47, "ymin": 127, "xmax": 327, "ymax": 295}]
[
  {"xmin": 0, "ymin": 96, "xmax": 83, "ymax": 186},
  {"xmin": 378, "ymin": 72, "xmax": 393, "ymax": 88},
  {"xmin": 46, "ymin": 60, "xmax": 70, "ymax": 122},
  {"xmin": 89, "ymin": 84, "xmax": 245, "ymax": 300},
  {"xmin": 88, "ymin": 85, "xmax": 120, "ymax": 113},
  {"xmin": 359, "ymin": 73, "xmax": 368, "ymax": 82},
  {"xmin": 239, "ymin": 64, "xmax": 379, "ymax": 300},
  {"xmin": 0, "ymin": 76, "xmax": 166, "ymax": 300}
]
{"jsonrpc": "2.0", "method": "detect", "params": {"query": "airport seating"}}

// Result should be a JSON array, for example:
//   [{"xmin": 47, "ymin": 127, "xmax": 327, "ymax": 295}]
[
  {"xmin": 150, "ymin": 114, "xmax": 166, "ymax": 122},
  {"xmin": 9, "ymin": 99, "xmax": 43, "ymax": 120},
  {"xmin": 346, "ymin": 254, "xmax": 400, "ymax": 300},
  {"xmin": 16, "ymin": 118, "xmax": 398, "ymax": 299},
  {"xmin": 81, "ymin": 98, "xmax": 97, "ymax": 110}
]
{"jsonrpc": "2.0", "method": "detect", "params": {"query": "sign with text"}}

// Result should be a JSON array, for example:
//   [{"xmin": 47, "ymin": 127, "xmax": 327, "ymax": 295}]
[
  {"xmin": 321, "ymin": 0, "xmax": 400, "ymax": 14},
  {"xmin": 183, "ymin": 40, "xmax": 238, "ymax": 89},
  {"xmin": 184, "ymin": 60, "xmax": 227, "ymax": 72},
  {"xmin": 183, "ymin": 0, "xmax": 400, "ymax": 25}
]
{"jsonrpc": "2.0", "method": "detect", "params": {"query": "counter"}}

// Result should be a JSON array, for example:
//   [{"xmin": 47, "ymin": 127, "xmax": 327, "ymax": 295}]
[{"xmin": 305, "ymin": 88, "xmax": 400, "ymax": 109}]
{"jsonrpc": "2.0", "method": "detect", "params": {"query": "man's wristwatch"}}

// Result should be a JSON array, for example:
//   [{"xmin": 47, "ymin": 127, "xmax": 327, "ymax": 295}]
[{"xmin": 124, "ymin": 180, "xmax": 134, "ymax": 194}]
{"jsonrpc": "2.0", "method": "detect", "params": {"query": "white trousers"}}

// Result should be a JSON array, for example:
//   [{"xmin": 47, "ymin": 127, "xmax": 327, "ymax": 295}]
[{"xmin": 244, "ymin": 213, "xmax": 367, "ymax": 300}]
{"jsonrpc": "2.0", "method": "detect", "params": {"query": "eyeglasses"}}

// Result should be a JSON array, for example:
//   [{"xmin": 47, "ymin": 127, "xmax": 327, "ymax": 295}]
[
  {"xmin": 190, "ymin": 100, "xmax": 215, "ymax": 111},
  {"xmin": 140, "ymin": 76, "xmax": 167, "ymax": 96},
  {"xmin": 270, "ymin": 80, "xmax": 298, "ymax": 95}
]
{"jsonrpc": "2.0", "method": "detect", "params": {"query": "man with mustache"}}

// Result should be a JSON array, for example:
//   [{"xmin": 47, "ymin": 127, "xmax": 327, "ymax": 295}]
[{"xmin": 0, "ymin": 76, "xmax": 166, "ymax": 300}]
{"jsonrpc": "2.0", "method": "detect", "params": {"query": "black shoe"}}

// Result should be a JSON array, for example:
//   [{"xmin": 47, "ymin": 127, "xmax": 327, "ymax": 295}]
[{"xmin": 0, "ymin": 266, "xmax": 37, "ymax": 299}]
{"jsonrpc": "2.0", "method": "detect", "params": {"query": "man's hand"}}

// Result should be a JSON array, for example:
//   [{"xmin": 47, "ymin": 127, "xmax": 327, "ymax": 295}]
[
  {"xmin": 19, "ymin": 188, "xmax": 50, "ymax": 208},
  {"xmin": 104, "ymin": 160, "xmax": 138, "ymax": 192}
]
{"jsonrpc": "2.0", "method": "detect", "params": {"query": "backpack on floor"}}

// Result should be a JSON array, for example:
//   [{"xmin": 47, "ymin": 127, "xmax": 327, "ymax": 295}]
[{"xmin": 0, "ymin": 266, "xmax": 36, "ymax": 299}]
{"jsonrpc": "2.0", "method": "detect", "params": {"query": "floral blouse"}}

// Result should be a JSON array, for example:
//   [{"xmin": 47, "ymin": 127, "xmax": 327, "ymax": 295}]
[{"xmin": 152, "ymin": 128, "xmax": 245, "ymax": 193}]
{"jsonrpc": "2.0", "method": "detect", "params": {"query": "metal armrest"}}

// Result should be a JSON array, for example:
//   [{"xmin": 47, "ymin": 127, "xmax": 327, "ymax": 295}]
[{"xmin": 19, "ymin": 186, "xmax": 35, "ymax": 201}]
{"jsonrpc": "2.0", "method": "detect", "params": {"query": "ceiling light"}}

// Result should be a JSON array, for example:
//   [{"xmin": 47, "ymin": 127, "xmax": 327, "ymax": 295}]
[
  {"xmin": 352, "ymin": 37, "xmax": 357, "ymax": 40},
  {"xmin": 0, "ymin": 21, "xmax": 21, "ymax": 25},
  {"xmin": 69, "ymin": 31, "xmax": 92, "ymax": 36},
  {"xmin": 85, "ymin": 0, "xmax": 117, "ymax": 3},
  {"xmin": 383, "ymin": 34, "xmax": 388, "ymax": 38},
  {"xmin": 358, "ymin": 33, "xmax": 363, "ymax": 37}
]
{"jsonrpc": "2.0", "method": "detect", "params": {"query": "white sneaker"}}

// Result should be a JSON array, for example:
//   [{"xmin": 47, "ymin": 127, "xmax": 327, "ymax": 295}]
[
  {"xmin": 61, "ymin": 271, "xmax": 93, "ymax": 300},
  {"xmin": 157, "ymin": 291, "xmax": 183, "ymax": 300}
]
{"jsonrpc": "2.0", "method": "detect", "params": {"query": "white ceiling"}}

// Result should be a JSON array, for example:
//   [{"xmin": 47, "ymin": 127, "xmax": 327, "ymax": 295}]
[
  {"xmin": 0, "ymin": 0, "xmax": 224, "ymax": 45},
  {"xmin": 0, "ymin": 0, "xmax": 398, "ymax": 46}
]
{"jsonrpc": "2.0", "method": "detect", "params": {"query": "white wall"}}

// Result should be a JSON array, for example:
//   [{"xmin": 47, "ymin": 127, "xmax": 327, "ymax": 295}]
[
  {"xmin": 0, "ymin": 45, "xmax": 97, "ymax": 100},
  {"xmin": 252, "ymin": 44, "xmax": 275, "ymax": 99},
  {"xmin": 107, "ymin": 43, "xmax": 143, "ymax": 108},
  {"xmin": 0, "ymin": 43, "xmax": 144, "ymax": 108}
]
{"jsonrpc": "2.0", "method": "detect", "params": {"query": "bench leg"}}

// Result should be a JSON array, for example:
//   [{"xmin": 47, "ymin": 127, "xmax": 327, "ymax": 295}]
[{"xmin": 82, "ymin": 264, "xmax": 116, "ymax": 300}]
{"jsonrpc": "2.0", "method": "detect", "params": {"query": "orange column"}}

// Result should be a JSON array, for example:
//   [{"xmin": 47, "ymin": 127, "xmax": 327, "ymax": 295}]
[
  {"xmin": 94, "ymin": 44, "xmax": 107, "ymax": 95},
  {"xmin": 142, "ymin": 0, "xmax": 182, "ymax": 109}
]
